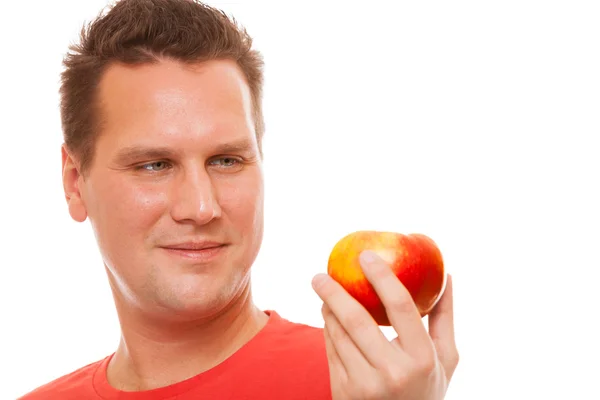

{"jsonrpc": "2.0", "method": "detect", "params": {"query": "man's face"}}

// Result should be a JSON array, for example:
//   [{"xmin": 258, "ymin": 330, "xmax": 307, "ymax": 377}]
[{"xmin": 65, "ymin": 59, "xmax": 264, "ymax": 319}]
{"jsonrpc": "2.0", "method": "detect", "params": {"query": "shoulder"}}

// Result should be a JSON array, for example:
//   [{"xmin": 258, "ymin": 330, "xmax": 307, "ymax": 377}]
[
  {"xmin": 266, "ymin": 310, "xmax": 325, "ymax": 343},
  {"xmin": 261, "ymin": 310, "xmax": 328, "ymax": 364},
  {"xmin": 18, "ymin": 357, "xmax": 109, "ymax": 400}
]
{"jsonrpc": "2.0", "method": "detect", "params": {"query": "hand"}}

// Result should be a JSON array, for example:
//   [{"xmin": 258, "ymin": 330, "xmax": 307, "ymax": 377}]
[{"xmin": 312, "ymin": 250, "xmax": 459, "ymax": 399}]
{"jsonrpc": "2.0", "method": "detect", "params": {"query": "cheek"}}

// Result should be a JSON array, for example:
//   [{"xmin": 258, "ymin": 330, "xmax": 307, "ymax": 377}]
[
  {"xmin": 217, "ymin": 174, "xmax": 264, "ymax": 232},
  {"xmin": 90, "ymin": 179, "xmax": 167, "ymax": 240}
]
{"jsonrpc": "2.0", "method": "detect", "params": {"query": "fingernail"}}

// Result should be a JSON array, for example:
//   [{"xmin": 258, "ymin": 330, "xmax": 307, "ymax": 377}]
[
  {"xmin": 312, "ymin": 273, "xmax": 330, "ymax": 289},
  {"xmin": 359, "ymin": 250, "xmax": 380, "ymax": 266}
]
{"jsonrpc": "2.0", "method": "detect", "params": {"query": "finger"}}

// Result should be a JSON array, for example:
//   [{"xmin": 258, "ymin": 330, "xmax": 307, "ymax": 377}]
[
  {"xmin": 429, "ymin": 274, "xmax": 459, "ymax": 380},
  {"xmin": 322, "ymin": 310, "xmax": 349, "ymax": 384},
  {"xmin": 322, "ymin": 304, "xmax": 372, "ymax": 379},
  {"xmin": 359, "ymin": 250, "xmax": 433, "ymax": 358},
  {"xmin": 312, "ymin": 273, "xmax": 398, "ymax": 369}
]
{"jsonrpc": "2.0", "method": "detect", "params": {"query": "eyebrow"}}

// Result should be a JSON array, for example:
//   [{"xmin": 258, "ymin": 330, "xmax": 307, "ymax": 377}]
[
  {"xmin": 213, "ymin": 139, "xmax": 256, "ymax": 155},
  {"xmin": 113, "ymin": 138, "xmax": 257, "ymax": 164}
]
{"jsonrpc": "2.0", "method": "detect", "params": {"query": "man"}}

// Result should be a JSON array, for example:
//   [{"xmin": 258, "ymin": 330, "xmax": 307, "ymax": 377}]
[{"xmin": 20, "ymin": 0, "xmax": 459, "ymax": 399}]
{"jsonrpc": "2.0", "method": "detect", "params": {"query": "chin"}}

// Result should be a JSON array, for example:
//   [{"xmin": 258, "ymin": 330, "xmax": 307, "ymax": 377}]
[{"xmin": 148, "ymin": 265, "xmax": 252, "ymax": 320}]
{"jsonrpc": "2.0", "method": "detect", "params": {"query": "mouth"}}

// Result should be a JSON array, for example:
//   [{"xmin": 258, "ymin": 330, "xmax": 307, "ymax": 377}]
[{"xmin": 160, "ymin": 243, "xmax": 227, "ymax": 262}]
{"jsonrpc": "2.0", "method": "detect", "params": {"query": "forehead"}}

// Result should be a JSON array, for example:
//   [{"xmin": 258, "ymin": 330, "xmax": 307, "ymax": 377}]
[{"xmin": 95, "ymin": 58, "xmax": 256, "ymax": 151}]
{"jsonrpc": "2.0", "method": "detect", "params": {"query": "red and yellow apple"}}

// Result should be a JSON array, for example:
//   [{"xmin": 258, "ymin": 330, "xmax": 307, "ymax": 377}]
[{"xmin": 327, "ymin": 231, "xmax": 446, "ymax": 326}]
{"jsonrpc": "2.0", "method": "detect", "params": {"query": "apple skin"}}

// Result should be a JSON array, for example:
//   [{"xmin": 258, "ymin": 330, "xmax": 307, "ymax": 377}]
[{"xmin": 327, "ymin": 231, "xmax": 446, "ymax": 326}]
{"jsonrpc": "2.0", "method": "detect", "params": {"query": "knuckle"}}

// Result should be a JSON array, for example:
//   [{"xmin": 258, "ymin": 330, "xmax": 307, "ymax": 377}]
[
  {"xmin": 386, "ymin": 379, "xmax": 407, "ymax": 396},
  {"xmin": 449, "ymin": 348, "xmax": 460, "ymax": 367},
  {"xmin": 381, "ymin": 363, "xmax": 404, "ymax": 382},
  {"xmin": 415, "ymin": 351, "xmax": 437, "ymax": 377},
  {"xmin": 341, "ymin": 312, "xmax": 371, "ymax": 334},
  {"xmin": 326, "ymin": 322, "xmax": 346, "ymax": 343},
  {"xmin": 388, "ymin": 297, "xmax": 416, "ymax": 315},
  {"xmin": 381, "ymin": 364, "xmax": 408, "ymax": 388}
]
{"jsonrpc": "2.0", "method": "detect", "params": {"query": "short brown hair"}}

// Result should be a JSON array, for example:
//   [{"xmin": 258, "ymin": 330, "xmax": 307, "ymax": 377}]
[{"xmin": 60, "ymin": 0, "xmax": 265, "ymax": 175}]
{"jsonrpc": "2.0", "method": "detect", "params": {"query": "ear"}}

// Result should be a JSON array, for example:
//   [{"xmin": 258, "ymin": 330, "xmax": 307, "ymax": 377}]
[{"xmin": 61, "ymin": 144, "xmax": 88, "ymax": 223}]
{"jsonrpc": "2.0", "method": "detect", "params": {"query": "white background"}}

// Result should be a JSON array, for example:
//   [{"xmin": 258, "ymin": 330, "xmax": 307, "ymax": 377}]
[{"xmin": 1, "ymin": 1, "xmax": 599, "ymax": 399}]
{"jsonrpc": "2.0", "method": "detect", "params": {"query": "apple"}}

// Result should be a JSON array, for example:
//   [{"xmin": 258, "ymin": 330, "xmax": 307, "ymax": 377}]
[{"xmin": 327, "ymin": 231, "xmax": 446, "ymax": 326}]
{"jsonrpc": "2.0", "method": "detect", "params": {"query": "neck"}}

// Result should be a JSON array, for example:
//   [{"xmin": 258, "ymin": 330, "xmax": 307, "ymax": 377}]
[{"xmin": 106, "ymin": 280, "xmax": 269, "ymax": 391}]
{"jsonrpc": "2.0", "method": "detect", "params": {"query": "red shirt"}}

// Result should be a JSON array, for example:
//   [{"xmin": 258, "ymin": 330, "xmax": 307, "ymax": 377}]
[{"xmin": 19, "ymin": 311, "xmax": 332, "ymax": 400}]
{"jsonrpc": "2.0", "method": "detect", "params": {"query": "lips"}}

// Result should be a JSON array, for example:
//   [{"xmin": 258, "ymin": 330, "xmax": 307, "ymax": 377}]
[
  {"xmin": 160, "ymin": 242, "xmax": 227, "ymax": 262},
  {"xmin": 162, "ymin": 242, "xmax": 224, "ymax": 251}
]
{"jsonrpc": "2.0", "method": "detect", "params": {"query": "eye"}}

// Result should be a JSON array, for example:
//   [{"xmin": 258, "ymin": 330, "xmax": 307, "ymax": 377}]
[
  {"xmin": 138, "ymin": 161, "xmax": 171, "ymax": 172},
  {"xmin": 209, "ymin": 157, "xmax": 241, "ymax": 168}
]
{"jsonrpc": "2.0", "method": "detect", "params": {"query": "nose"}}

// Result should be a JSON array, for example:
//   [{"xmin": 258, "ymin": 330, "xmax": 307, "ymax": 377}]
[{"xmin": 170, "ymin": 168, "xmax": 222, "ymax": 225}]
